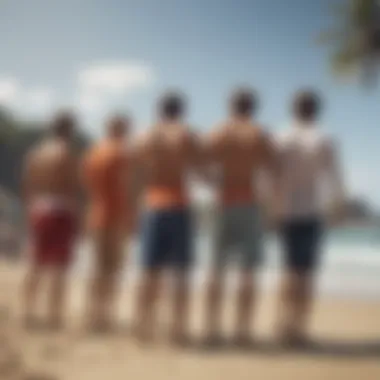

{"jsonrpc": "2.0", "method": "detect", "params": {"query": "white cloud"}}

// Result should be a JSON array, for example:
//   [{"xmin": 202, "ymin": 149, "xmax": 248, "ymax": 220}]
[
  {"xmin": 0, "ymin": 79, "xmax": 53, "ymax": 117},
  {"xmin": 78, "ymin": 62, "xmax": 154, "ymax": 95},
  {"xmin": 0, "ymin": 78, "xmax": 20, "ymax": 107},
  {"xmin": 77, "ymin": 91, "xmax": 102, "ymax": 113},
  {"xmin": 75, "ymin": 62, "xmax": 155, "ymax": 128},
  {"xmin": 26, "ymin": 87, "xmax": 53, "ymax": 110}
]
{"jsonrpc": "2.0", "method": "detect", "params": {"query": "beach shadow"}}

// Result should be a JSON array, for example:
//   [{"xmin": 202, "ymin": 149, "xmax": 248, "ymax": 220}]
[{"xmin": 196, "ymin": 338, "xmax": 380, "ymax": 359}]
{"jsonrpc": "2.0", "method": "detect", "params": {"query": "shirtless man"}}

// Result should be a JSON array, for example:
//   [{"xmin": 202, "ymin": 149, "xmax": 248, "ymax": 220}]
[
  {"xmin": 204, "ymin": 88, "xmax": 277, "ymax": 345},
  {"xmin": 22, "ymin": 112, "xmax": 80, "ymax": 329},
  {"xmin": 82, "ymin": 115, "xmax": 134, "ymax": 331},
  {"xmin": 133, "ymin": 92, "xmax": 202, "ymax": 344},
  {"xmin": 274, "ymin": 90, "xmax": 345, "ymax": 345}
]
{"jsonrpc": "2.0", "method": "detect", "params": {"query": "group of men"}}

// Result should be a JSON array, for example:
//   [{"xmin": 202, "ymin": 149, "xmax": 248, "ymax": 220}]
[{"xmin": 21, "ymin": 87, "xmax": 344, "ymax": 347}]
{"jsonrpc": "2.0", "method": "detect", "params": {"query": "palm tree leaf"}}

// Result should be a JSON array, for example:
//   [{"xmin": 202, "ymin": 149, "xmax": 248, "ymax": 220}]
[
  {"xmin": 319, "ymin": 0, "xmax": 380, "ymax": 86},
  {"xmin": 350, "ymin": 0, "xmax": 376, "ymax": 28},
  {"xmin": 332, "ymin": 49, "xmax": 359, "ymax": 74}
]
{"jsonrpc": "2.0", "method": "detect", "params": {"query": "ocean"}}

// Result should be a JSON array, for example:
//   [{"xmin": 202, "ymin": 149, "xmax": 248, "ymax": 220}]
[{"xmin": 75, "ymin": 225, "xmax": 380, "ymax": 300}]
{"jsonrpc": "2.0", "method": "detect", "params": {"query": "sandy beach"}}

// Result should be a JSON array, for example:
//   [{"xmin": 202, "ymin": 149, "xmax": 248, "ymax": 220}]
[{"xmin": 0, "ymin": 260, "xmax": 379, "ymax": 380}]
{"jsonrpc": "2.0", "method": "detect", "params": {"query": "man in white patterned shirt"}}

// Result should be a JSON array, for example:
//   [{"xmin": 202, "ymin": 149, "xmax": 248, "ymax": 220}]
[{"xmin": 274, "ymin": 90, "xmax": 345, "ymax": 345}]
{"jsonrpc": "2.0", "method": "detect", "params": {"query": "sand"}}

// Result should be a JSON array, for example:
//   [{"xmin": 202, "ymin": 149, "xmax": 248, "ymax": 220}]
[{"xmin": 0, "ymin": 260, "xmax": 379, "ymax": 380}]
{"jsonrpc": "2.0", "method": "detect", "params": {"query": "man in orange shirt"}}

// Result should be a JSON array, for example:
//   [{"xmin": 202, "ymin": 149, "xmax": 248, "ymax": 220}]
[
  {"xmin": 204, "ymin": 88, "xmax": 277, "ymax": 346},
  {"xmin": 82, "ymin": 115, "xmax": 135, "ymax": 331}
]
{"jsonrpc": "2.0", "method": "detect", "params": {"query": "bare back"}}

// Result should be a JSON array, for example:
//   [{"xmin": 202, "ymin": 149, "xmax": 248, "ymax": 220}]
[
  {"xmin": 24, "ymin": 139, "xmax": 78, "ymax": 202},
  {"xmin": 136, "ymin": 123, "xmax": 199, "ymax": 208},
  {"xmin": 207, "ymin": 121, "xmax": 274, "ymax": 203},
  {"xmin": 139, "ymin": 124, "xmax": 197, "ymax": 186}
]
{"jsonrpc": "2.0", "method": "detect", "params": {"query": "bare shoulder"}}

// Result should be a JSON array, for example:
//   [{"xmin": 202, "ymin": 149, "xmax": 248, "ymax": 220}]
[
  {"xmin": 28, "ymin": 139, "xmax": 57, "ymax": 162},
  {"xmin": 185, "ymin": 127, "xmax": 201, "ymax": 144},
  {"xmin": 53, "ymin": 142, "xmax": 76, "ymax": 164},
  {"xmin": 144, "ymin": 128, "xmax": 159, "ymax": 144},
  {"xmin": 40, "ymin": 141, "xmax": 76, "ymax": 173},
  {"xmin": 251, "ymin": 124, "xmax": 271, "ymax": 143},
  {"xmin": 131, "ymin": 130, "xmax": 155, "ymax": 159}
]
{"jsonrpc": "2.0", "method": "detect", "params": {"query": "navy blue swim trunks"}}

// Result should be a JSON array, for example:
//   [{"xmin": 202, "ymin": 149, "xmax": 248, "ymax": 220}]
[
  {"xmin": 141, "ymin": 208, "xmax": 193, "ymax": 270},
  {"xmin": 279, "ymin": 218, "xmax": 323, "ymax": 273}
]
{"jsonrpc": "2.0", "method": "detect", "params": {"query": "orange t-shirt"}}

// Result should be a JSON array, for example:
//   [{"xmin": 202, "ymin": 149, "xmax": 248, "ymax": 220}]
[{"xmin": 82, "ymin": 140, "xmax": 129, "ymax": 231}]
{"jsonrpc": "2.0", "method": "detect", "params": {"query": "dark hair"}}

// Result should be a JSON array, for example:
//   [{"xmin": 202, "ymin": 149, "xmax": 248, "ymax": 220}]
[
  {"xmin": 107, "ymin": 114, "xmax": 131, "ymax": 138},
  {"xmin": 293, "ymin": 90, "xmax": 321, "ymax": 121},
  {"xmin": 158, "ymin": 91, "xmax": 186, "ymax": 119},
  {"xmin": 51, "ymin": 111, "xmax": 76, "ymax": 139},
  {"xmin": 230, "ymin": 87, "xmax": 257, "ymax": 117}
]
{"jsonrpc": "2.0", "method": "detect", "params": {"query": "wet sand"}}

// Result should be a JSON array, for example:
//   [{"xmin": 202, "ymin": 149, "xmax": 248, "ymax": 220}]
[{"xmin": 0, "ymin": 261, "xmax": 379, "ymax": 380}]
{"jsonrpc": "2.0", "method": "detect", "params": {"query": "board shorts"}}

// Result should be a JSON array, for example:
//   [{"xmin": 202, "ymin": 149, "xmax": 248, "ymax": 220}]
[
  {"xmin": 29, "ymin": 198, "xmax": 77, "ymax": 268},
  {"xmin": 213, "ymin": 204, "xmax": 263, "ymax": 270},
  {"xmin": 141, "ymin": 208, "xmax": 193, "ymax": 270},
  {"xmin": 279, "ymin": 217, "xmax": 323, "ymax": 273}
]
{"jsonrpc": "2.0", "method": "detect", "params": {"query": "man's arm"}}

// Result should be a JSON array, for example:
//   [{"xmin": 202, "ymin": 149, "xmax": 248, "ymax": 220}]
[
  {"xmin": 258, "ymin": 131, "xmax": 282, "ymax": 223},
  {"xmin": 260, "ymin": 131, "xmax": 278, "ymax": 177},
  {"xmin": 126, "ymin": 134, "xmax": 148, "ymax": 234}
]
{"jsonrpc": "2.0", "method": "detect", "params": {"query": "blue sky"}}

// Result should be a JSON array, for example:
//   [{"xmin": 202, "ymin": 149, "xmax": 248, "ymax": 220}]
[{"xmin": 0, "ymin": 0, "xmax": 379, "ymax": 207}]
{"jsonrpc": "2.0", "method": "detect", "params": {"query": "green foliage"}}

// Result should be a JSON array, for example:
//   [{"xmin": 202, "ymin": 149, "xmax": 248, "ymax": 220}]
[{"xmin": 320, "ymin": 0, "xmax": 380, "ymax": 85}]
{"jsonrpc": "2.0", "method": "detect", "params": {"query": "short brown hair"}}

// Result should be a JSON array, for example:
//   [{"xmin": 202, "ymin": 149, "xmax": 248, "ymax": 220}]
[
  {"xmin": 51, "ymin": 111, "xmax": 76, "ymax": 139},
  {"xmin": 293, "ymin": 90, "xmax": 321, "ymax": 121},
  {"xmin": 230, "ymin": 87, "xmax": 258, "ymax": 117},
  {"xmin": 158, "ymin": 91, "xmax": 186, "ymax": 119},
  {"xmin": 107, "ymin": 114, "xmax": 131, "ymax": 137}
]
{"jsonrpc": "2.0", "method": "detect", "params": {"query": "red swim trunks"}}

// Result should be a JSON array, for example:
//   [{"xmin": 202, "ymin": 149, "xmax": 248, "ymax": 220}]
[{"xmin": 29, "ymin": 199, "xmax": 77, "ymax": 268}]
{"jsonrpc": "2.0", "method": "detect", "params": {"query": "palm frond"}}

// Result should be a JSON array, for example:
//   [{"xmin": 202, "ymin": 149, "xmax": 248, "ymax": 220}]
[
  {"xmin": 332, "ymin": 47, "xmax": 361, "ymax": 75},
  {"xmin": 320, "ymin": 0, "xmax": 380, "ymax": 86}
]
